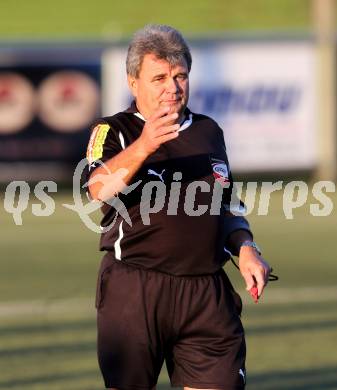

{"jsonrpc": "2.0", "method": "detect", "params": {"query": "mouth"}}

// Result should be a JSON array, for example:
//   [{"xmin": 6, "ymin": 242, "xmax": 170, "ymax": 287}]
[{"xmin": 161, "ymin": 99, "xmax": 181, "ymax": 105}]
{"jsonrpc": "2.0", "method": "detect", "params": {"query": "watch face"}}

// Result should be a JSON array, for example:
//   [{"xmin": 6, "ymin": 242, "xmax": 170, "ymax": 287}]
[{"xmin": 252, "ymin": 243, "xmax": 261, "ymax": 255}]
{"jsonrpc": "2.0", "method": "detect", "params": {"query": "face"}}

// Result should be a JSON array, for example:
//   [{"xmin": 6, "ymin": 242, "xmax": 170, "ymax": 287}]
[{"xmin": 128, "ymin": 53, "xmax": 189, "ymax": 121}]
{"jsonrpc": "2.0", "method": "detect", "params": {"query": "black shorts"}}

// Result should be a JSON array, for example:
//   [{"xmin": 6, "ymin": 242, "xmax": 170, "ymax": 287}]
[{"xmin": 96, "ymin": 254, "xmax": 246, "ymax": 389}]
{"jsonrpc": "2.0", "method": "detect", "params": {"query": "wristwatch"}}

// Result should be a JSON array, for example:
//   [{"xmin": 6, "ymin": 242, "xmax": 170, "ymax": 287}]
[{"xmin": 240, "ymin": 240, "xmax": 261, "ymax": 255}]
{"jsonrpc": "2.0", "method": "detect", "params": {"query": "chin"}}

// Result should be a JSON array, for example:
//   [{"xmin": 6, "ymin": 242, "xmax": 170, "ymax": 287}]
[{"xmin": 165, "ymin": 103, "xmax": 185, "ymax": 114}]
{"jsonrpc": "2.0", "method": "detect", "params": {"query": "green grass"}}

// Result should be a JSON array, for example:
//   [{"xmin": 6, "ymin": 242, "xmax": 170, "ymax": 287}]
[
  {"xmin": 0, "ymin": 1, "xmax": 336, "ymax": 388},
  {"xmin": 0, "ymin": 189, "xmax": 337, "ymax": 389},
  {"xmin": 0, "ymin": 0, "xmax": 313, "ymax": 39}
]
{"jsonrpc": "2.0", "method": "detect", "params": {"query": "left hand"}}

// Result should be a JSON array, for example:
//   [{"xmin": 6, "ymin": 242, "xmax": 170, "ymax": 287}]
[{"xmin": 239, "ymin": 246, "xmax": 271, "ymax": 299}]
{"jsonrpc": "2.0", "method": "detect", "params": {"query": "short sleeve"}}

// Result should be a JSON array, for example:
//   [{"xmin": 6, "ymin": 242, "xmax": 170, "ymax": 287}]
[
  {"xmin": 83, "ymin": 119, "xmax": 124, "ymax": 197},
  {"xmin": 86, "ymin": 120, "xmax": 123, "ymax": 167}
]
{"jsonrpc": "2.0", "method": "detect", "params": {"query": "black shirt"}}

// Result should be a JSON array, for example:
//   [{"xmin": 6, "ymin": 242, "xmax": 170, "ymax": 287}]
[{"xmin": 86, "ymin": 102, "xmax": 249, "ymax": 276}]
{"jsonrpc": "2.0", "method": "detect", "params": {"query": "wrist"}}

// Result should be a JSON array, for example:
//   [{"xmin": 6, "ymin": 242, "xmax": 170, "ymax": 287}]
[
  {"xmin": 239, "ymin": 240, "xmax": 262, "ymax": 256},
  {"xmin": 132, "ymin": 139, "xmax": 150, "ymax": 160}
]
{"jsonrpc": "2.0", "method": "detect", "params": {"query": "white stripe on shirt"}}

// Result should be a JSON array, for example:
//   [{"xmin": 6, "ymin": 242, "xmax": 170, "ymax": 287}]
[
  {"xmin": 114, "ymin": 220, "xmax": 124, "ymax": 260},
  {"xmin": 118, "ymin": 131, "xmax": 126, "ymax": 149}
]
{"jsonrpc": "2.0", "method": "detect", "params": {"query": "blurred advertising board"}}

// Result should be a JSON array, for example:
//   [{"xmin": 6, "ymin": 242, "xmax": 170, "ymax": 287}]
[
  {"xmin": 0, "ymin": 45, "xmax": 101, "ymax": 182},
  {"xmin": 103, "ymin": 40, "xmax": 318, "ymax": 173}
]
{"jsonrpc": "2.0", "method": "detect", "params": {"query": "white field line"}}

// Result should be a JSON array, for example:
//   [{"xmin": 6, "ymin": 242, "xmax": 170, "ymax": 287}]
[
  {"xmin": 0, "ymin": 297, "xmax": 95, "ymax": 319},
  {"xmin": 0, "ymin": 287, "xmax": 336, "ymax": 319},
  {"xmin": 244, "ymin": 286, "xmax": 337, "ymax": 305}
]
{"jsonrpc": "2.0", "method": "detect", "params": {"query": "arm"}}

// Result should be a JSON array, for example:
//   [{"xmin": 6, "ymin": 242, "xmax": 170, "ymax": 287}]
[
  {"xmin": 218, "ymin": 132, "xmax": 271, "ymax": 299},
  {"xmin": 89, "ymin": 107, "xmax": 180, "ymax": 201}
]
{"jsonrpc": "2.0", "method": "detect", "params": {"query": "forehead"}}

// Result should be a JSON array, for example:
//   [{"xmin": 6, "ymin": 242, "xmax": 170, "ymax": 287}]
[{"xmin": 139, "ymin": 54, "xmax": 188, "ymax": 76}]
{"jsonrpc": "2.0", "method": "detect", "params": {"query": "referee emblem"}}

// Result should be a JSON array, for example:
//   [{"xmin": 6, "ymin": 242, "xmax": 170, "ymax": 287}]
[{"xmin": 210, "ymin": 158, "xmax": 230, "ymax": 186}]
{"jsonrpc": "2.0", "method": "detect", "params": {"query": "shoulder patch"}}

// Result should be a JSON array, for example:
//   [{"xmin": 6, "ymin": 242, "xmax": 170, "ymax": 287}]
[
  {"xmin": 210, "ymin": 157, "xmax": 230, "ymax": 186},
  {"xmin": 86, "ymin": 124, "xmax": 110, "ymax": 164}
]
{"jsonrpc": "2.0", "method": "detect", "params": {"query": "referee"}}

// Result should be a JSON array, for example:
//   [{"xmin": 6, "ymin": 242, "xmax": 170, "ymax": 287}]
[{"xmin": 86, "ymin": 24, "xmax": 271, "ymax": 390}]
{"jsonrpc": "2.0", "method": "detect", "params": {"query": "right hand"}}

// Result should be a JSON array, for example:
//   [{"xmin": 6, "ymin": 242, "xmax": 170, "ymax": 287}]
[{"xmin": 135, "ymin": 106, "xmax": 180, "ymax": 157}]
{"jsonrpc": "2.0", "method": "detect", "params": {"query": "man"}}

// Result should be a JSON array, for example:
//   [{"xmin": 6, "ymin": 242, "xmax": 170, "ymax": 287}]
[{"xmin": 86, "ymin": 24, "xmax": 271, "ymax": 390}]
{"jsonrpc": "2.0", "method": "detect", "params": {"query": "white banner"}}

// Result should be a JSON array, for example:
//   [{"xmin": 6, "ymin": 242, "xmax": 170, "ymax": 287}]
[{"xmin": 102, "ymin": 40, "xmax": 318, "ymax": 172}]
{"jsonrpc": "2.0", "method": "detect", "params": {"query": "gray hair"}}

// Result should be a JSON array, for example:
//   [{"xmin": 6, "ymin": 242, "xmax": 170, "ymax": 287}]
[{"xmin": 126, "ymin": 24, "xmax": 192, "ymax": 78}]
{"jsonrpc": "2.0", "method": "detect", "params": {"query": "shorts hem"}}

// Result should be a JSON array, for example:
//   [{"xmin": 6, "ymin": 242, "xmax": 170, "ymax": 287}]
[
  {"xmin": 104, "ymin": 383, "xmax": 156, "ymax": 390},
  {"xmin": 171, "ymin": 381, "xmax": 244, "ymax": 389}
]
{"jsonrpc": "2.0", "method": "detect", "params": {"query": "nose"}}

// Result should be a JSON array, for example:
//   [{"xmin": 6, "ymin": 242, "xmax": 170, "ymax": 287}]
[{"xmin": 165, "ymin": 77, "xmax": 180, "ymax": 94}]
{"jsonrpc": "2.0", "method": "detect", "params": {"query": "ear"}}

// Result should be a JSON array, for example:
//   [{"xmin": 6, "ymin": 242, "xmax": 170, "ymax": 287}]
[{"xmin": 127, "ymin": 75, "xmax": 138, "ymax": 98}]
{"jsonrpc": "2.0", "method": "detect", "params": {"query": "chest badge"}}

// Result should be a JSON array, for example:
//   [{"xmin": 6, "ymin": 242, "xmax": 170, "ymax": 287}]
[{"xmin": 211, "ymin": 158, "xmax": 230, "ymax": 186}]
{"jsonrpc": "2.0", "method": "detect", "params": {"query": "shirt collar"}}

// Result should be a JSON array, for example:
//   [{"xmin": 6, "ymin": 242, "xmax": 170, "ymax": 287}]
[{"xmin": 125, "ymin": 101, "xmax": 193, "ymax": 132}]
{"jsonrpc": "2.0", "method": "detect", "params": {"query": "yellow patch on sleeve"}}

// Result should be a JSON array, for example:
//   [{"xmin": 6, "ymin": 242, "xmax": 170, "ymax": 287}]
[{"xmin": 86, "ymin": 124, "xmax": 110, "ymax": 164}]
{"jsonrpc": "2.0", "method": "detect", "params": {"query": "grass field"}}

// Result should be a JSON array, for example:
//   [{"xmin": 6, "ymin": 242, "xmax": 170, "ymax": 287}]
[
  {"xmin": 0, "ymin": 189, "xmax": 337, "ymax": 389},
  {"xmin": 1, "ymin": 1, "xmax": 336, "ymax": 388},
  {"xmin": 0, "ymin": 0, "xmax": 312, "ymax": 39}
]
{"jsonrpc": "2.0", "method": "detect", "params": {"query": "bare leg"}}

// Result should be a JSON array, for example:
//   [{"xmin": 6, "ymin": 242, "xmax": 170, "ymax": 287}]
[
  {"xmin": 184, "ymin": 388, "xmax": 220, "ymax": 390},
  {"xmin": 108, "ymin": 388, "xmax": 156, "ymax": 390}
]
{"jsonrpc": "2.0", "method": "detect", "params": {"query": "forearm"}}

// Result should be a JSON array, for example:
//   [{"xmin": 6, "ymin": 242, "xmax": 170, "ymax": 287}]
[
  {"xmin": 223, "ymin": 210, "xmax": 253, "ymax": 256},
  {"xmin": 89, "ymin": 139, "xmax": 149, "ymax": 201},
  {"xmin": 88, "ymin": 108, "xmax": 180, "ymax": 201},
  {"xmin": 226, "ymin": 229, "xmax": 253, "ymax": 256}
]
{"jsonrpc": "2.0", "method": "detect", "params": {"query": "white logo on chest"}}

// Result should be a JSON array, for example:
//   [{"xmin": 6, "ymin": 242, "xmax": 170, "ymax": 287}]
[
  {"xmin": 239, "ymin": 368, "xmax": 246, "ymax": 383},
  {"xmin": 147, "ymin": 169, "xmax": 166, "ymax": 182}
]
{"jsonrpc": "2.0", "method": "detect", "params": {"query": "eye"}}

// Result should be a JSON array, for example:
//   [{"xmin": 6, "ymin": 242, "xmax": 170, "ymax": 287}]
[
  {"xmin": 176, "ymin": 73, "xmax": 188, "ymax": 81},
  {"xmin": 153, "ymin": 76, "xmax": 165, "ymax": 82}
]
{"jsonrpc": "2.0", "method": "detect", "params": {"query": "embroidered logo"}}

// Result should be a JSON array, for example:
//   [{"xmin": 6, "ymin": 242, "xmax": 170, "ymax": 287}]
[{"xmin": 211, "ymin": 158, "xmax": 230, "ymax": 186}]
